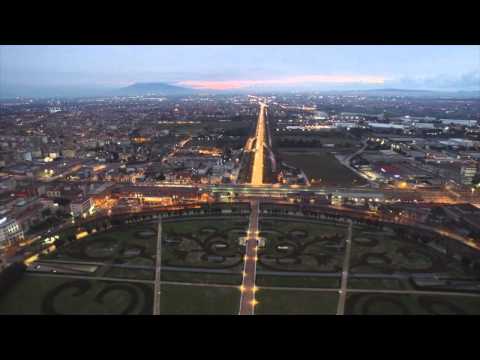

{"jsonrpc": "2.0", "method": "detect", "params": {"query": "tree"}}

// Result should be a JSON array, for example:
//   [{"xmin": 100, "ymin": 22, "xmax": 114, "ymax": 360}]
[
  {"xmin": 41, "ymin": 208, "xmax": 52, "ymax": 218},
  {"xmin": 54, "ymin": 197, "xmax": 71, "ymax": 207},
  {"xmin": 472, "ymin": 174, "xmax": 480, "ymax": 187}
]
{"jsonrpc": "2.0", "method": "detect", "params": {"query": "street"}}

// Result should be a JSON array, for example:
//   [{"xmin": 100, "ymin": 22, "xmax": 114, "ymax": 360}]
[
  {"xmin": 239, "ymin": 200, "xmax": 260, "ymax": 315},
  {"xmin": 251, "ymin": 103, "xmax": 267, "ymax": 186},
  {"xmin": 337, "ymin": 219, "xmax": 353, "ymax": 315}
]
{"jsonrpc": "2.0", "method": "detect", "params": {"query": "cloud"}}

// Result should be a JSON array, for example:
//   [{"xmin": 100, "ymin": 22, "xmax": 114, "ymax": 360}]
[
  {"xmin": 392, "ymin": 71, "xmax": 480, "ymax": 90},
  {"xmin": 178, "ymin": 74, "xmax": 388, "ymax": 90}
]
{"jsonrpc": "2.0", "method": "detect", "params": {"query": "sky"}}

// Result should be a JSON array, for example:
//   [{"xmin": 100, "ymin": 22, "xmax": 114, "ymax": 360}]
[{"xmin": 1, "ymin": 45, "xmax": 479, "ymax": 96}]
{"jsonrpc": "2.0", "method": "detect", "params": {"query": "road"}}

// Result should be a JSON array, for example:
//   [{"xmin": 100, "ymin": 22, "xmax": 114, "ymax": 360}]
[
  {"xmin": 153, "ymin": 216, "xmax": 162, "ymax": 315},
  {"xmin": 337, "ymin": 141, "xmax": 376, "ymax": 186},
  {"xmin": 27, "ymin": 272, "xmax": 153, "ymax": 284},
  {"xmin": 251, "ymin": 103, "xmax": 267, "ymax": 186},
  {"xmin": 337, "ymin": 219, "xmax": 353, "ymax": 315},
  {"xmin": 259, "ymin": 286, "xmax": 480, "ymax": 298},
  {"xmin": 239, "ymin": 200, "xmax": 260, "ymax": 315}
]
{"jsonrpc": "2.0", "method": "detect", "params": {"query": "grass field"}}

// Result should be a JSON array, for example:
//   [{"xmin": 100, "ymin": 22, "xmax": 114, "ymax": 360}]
[
  {"xmin": 345, "ymin": 292, "xmax": 480, "ymax": 315},
  {"xmin": 257, "ymin": 274, "xmax": 340, "ymax": 288},
  {"xmin": 0, "ymin": 275, "xmax": 153, "ymax": 314},
  {"xmin": 103, "ymin": 266, "xmax": 155, "ymax": 281},
  {"xmin": 276, "ymin": 135, "xmax": 360, "ymax": 146},
  {"xmin": 279, "ymin": 149, "xmax": 366, "ymax": 186},
  {"xmin": 163, "ymin": 219, "xmax": 248, "ymax": 240},
  {"xmin": 160, "ymin": 284, "xmax": 239, "ymax": 314},
  {"xmin": 348, "ymin": 277, "xmax": 415, "ymax": 291},
  {"xmin": 45, "ymin": 223, "xmax": 158, "ymax": 263},
  {"xmin": 258, "ymin": 219, "xmax": 347, "ymax": 272},
  {"xmin": 255, "ymin": 289, "xmax": 338, "ymax": 314},
  {"xmin": 161, "ymin": 270, "xmax": 242, "ymax": 285},
  {"xmin": 11, "ymin": 212, "xmax": 479, "ymax": 315},
  {"xmin": 162, "ymin": 218, "xmax": 247, "ymax": 270},
  {"xmin": 349, "ymin": 226, "xmax": 472, "ymax": 277},
  {"xmin": 44, "ymin": 218, "xmax": 248, "ymax": 276}
]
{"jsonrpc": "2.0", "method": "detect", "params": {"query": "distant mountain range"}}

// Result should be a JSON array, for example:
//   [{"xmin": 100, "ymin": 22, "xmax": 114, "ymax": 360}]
[
  {"xmin": 363, "ymin": 88, "xmax": 479, "ymax": 96},
  {"xmin": 114, "ymin": 82, "xmax": 197, "ymax": 96},
  {"xmin": 1, "ymin": 83, "xmax": 479, "ymax": 99},
  {"xmin": 307, "ymin": 88, "xmax": 480, "ymax": 98}
]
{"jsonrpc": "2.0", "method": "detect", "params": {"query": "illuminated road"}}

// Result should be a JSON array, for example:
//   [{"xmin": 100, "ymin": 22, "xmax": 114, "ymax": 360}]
[
  {"xmin": 251, "ymin": 103, "xmax": 267, "ymax": 186},
  {"xmin": 337, "ymin": 219, "xmax": 353, "ymax": 315},
  {"xmin": 239, "ymin": 200, "xmax": 260, "ymax": 315},
  {"xmin": 153, "ymin": 216, "xmax": 162, "ymax": 315}
]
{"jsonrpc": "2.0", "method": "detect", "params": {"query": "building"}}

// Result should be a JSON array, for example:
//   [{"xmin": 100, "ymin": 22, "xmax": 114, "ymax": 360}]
[
  {"xmin": 440, "ymin": 119, "xmax": 478, "ymax": 127},
  {"xmin": 0, "ymin": 217, "xmax": 24, "ymax": 247},
  {"xmin": 70, "ymin": 197, "xmax": 94, "ymax": 218},
  {"xmin": 435, "ymin": 161, "xmax": 479, "ymax": 186},
  {"xmin": 460, "ymin": 162, "xmax": 478, "ymax": 185},
  {"xmin": 63, "ymin": 149, "xmax": 76, "ymax": 158},
  {"xmin": 368, "ymin": 123, "xmax": 405, "ymax": 131}
]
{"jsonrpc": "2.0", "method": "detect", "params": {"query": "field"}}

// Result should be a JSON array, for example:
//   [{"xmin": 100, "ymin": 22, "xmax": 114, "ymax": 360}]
[
  {"xmin": 158, "ymin": 119, "xmax": 252, "ymax": 136},
  {"xmin": 349, "ymin": 225, "xmax": 472, "ymax": 277},
  {"xmin": 3, "ymin": 212, "xmax": 480, "ymax": 315},
  {"xmin": 39, "ymin": 223, "xmax": 158, "ymax": 280},
  {"xmin": 255, "ymin": 289, "xmax": 338, "ymax": 314},
  {"xmin": 37, "ymin": 218, "xmax": 248, "ymax": 279},
  {"xmin": 348, "ymin": 277, "xmax": 416, "ymax": 291},
  {"xmin": 44, "ymin": 223, "xmax": 158, "ymax": 264},
  {"xmin": 0, "ymin": 216, "xmax": 247, "ymax": 314},
  {"xmin": 276, "ymin": 134, "xmax": 360, "ymax": 147},
  {"xmin": 160, "ymin": 284, "xmax": 239, "ymax": 314},
  {"xmin": 162, "ymin": 218, "xmax": 247, "ymax": 270},
  {"xmin": 345, "ymin": 292, "xmax": 480, "ymax": 315},
  {"xmin": 257, "ymin": 274, "xmax": 340, "ymax": 288},
  {"xmin": 161, "ymin": 270, "xmax": 242, "ymax": 285},
  {"xmin": 279, "ymin": 149, "xmax": 366, "ymax": 186},
  {"xmin": 0, "ymin": 275, "xmax": 153, "ymax": 314},
  {"xmin": 258, "ymin": 218, "xmax": 347, "ymax": 273}
]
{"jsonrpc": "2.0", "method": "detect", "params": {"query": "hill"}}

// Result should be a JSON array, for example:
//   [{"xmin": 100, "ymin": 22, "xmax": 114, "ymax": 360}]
[{"xmin": 115, "ymin": 82, "xmax": 196, "ymax": 96}]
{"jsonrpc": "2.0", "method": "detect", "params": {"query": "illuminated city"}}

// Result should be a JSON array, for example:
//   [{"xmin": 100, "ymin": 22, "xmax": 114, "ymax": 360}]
[{"xmin": 1, "ymin": 45, "xmax": 480, "ymax": 315}]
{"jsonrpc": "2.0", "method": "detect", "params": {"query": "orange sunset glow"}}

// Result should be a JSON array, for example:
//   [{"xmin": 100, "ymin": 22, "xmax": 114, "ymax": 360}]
[{"xmin": 179, "ymin": 74, "xmax": 388, "ymax": 90}]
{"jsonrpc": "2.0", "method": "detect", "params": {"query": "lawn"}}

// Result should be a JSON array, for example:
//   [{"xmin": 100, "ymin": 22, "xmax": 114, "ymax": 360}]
[
  {"xmin": 0, "ymin": 274, "xmax": 153, "ymax": 314},
  {"xmin": 279, "ymin": 150, "xmax": 366, "ymax": 186},
  {"xmin": 348, "ymin": 277, "xmax": 415, "ymax": 291},
  {"xmin": 160, "ymin": 283, "xmax": 239, "ymax": 314},
  {"xmin": 43, "ymin": 218, "xmax": 249, "ymax": 275},
  {"xmin": 44, "ymin": 223, "xmax": 158, "ymax": 263},
  {"xmin": 257, "ymin": 219, "xmax": 347, "ymax": 272},
  {"xmin": 103, "ymin": 265, "xmax": 155, "ymax": 281},
  {"xmin": 162, "ymin": 218, "xmax": 247, "ymax": 270},
  {"xmin": 349, "ymin": 225, "xmax": 472, "ymax": 277},
  {"xmin": 255, "ymin": 289, "xmax": 339, "ymax": 314},
  {"xmin": 345, "ymin": 292, "xmax": 480, "ymax": 315},
  {"xmin": 161, "ymin": 270, "xmax": 242, "ymax": 285},
  {"xmin": 256, "ymin": 274, "xmax": 340, "ymax": 288}
]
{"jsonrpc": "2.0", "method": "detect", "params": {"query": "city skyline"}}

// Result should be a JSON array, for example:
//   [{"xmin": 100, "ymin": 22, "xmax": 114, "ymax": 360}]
[{"xmin": 1, "ymin": 43, "xmax": 480, "ymax": 316}]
